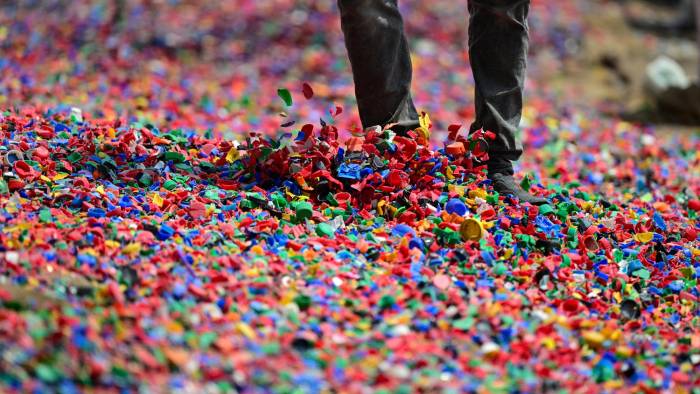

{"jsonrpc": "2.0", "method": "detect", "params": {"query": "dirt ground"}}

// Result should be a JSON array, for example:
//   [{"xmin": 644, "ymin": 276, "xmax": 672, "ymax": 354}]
[{"xmin": 547, "ymin": 0, "xmax": 699, "ymax": 131}]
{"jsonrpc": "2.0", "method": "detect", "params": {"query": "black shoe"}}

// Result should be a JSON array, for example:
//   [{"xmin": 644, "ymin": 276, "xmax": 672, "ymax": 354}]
[{"xmin": 489, "ymin": 172, "xmax": 548, "ymax": 205}]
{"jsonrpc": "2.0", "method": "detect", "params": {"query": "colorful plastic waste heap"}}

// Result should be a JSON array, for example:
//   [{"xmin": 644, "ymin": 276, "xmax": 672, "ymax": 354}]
[{"xmin": 0, "ymin": 1, "xmax": 698, "ymax": 392}]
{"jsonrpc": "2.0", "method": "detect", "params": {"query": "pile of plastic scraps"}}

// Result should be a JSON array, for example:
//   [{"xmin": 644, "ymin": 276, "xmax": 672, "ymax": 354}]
[{"xmin": 0, "ymin": 102, "xmax": 698, "ymax": 392}]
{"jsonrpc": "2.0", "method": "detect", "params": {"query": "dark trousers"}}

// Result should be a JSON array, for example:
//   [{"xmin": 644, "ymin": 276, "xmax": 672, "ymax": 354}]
[{"xmin": 338, "ymin": 0, "xmax": 530, "ymax": 162}]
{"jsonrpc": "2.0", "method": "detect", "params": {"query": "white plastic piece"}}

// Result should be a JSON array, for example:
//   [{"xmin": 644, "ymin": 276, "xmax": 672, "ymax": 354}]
[{"xmin": 645, "ymin": 55, "xmax": 691, "ymax": 93}]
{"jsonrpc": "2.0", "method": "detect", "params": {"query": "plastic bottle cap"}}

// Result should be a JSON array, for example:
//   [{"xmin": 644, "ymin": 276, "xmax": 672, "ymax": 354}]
[
  {"xmin": 445, "ymin": 198, "xmax": 467, "ymax": 216},
  {"xmin": 446, "ymin": 142, "xmax": 466, "ymax": 156},
  {"xmin": 460, "ymin": 218, "xmax": 484, "ymax": 241},
  {"xmin": 295, "ymin": 201, "xmax": 313, "ymax": 221}
]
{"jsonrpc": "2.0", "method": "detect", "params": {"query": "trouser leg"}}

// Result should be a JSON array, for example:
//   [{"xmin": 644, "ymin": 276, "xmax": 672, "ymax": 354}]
[
  {"xmin": 338, "ymin": 0, "xmax": 419, "ymax": 129},
  {"xmin": 468, "ymin": 0, "xmax": 530, "ymax": 171},
  {"xmin": 695, "ymin": 0, "xmax": 700, "ymax": 81}
]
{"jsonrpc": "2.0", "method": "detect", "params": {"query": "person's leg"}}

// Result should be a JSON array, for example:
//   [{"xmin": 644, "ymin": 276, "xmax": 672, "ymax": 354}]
[
  {"xmin": 468, "ymin": 0, "xmax": 529, "ymax": 175},
  {"xmin": 696, "ymin": 0, "xmax": 700, "ymax": 81},
  {"xmin": 468, "ymin": 0, "xmax": 546, "ymax": 204},
  {"xmin": 338, "ymin": 0, "xmax": 419, "ymax": 131}
]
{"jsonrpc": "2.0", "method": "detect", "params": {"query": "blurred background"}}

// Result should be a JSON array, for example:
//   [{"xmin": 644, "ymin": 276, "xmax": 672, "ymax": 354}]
[{"xmin": 0, "ymin": 0, "xmax": 698, "ymax": 137}]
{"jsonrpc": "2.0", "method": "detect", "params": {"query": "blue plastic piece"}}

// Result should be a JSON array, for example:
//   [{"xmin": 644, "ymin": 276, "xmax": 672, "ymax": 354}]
[{"xmin": 445, "ymin": 198, "xmax": 467, "ymax": 216}]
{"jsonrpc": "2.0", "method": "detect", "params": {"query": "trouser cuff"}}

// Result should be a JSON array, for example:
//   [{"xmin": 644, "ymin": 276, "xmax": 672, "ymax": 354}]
[{"xmin": 486, "ymin": 156, "xmax": 514, "ymax": 176}]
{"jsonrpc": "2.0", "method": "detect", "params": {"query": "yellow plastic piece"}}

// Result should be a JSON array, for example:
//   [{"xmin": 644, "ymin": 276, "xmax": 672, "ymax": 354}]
[{"xmin": 460, "ymin": 218, "xmax": 484, "ymax": 241}]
